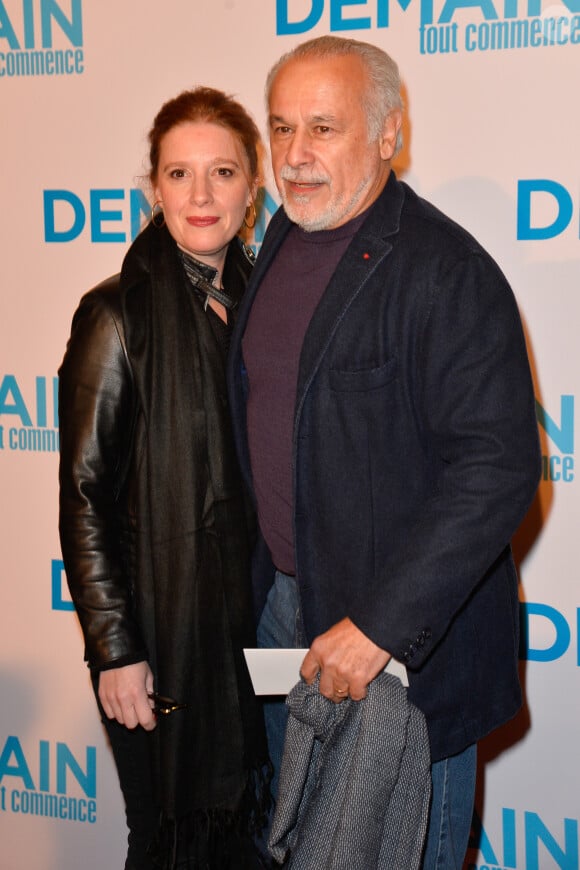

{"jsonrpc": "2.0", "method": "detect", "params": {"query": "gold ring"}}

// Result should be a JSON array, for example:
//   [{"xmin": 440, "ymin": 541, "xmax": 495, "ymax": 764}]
[{"xmin": 336, "ymin": 687, "xmax": 347, "ymax": 695}]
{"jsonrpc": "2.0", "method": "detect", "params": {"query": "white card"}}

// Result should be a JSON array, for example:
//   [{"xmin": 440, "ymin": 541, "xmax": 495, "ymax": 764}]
[{"xmin": 244, "ymin": 648, "xmax": 408, "ymax": 695}]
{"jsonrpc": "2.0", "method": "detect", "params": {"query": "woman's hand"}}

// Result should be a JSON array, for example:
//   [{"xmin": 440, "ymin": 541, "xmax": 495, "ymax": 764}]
[{"xmin": 98, "ymin": 661, "xmax": 157, "ymax": 731}]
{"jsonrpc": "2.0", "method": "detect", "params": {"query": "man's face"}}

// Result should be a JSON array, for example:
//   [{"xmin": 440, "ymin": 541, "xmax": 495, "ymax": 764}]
[{"xmin": 268, "ymin": 53, "xmax": 399, "ymax": 231}]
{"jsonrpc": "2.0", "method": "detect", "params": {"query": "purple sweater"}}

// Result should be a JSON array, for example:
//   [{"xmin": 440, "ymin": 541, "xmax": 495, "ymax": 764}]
[{"xmin": 243, "ymin": 215, "xmax": 365, "ymax": 573}]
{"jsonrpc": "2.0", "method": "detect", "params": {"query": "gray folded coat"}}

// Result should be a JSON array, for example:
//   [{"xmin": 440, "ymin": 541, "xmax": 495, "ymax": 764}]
[{"xmin": 269, "ymin": 672, "xmax": 431, "ymax": 869}]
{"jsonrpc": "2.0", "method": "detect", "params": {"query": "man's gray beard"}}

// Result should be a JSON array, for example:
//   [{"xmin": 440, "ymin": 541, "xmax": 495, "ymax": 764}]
[{"xmin": 280, "ymin": 174, "xmax": 372, "ymax": 232}]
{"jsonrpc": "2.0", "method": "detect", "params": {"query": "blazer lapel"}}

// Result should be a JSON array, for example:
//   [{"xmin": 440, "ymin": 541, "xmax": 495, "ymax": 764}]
[{"xmin": 295, "ymin": 173, "xmax": 405, "ymax": 415}]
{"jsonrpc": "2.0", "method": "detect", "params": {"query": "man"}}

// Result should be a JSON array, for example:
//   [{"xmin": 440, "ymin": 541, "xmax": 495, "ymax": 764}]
[{"xmin": 228, "ymin": 35, "xmax": 540, "ymax": 868}]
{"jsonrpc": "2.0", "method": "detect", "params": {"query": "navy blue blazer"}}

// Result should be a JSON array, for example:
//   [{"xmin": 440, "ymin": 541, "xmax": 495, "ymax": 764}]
[{"xmin": 228, "ymin": 173, "xmax": 541, "ymax": 760}]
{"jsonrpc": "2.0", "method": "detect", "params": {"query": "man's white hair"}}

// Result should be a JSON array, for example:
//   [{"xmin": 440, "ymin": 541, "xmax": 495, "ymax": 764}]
[{"xmin": 265, "ymin": 35, "xmax": 404, "ymax": 154}]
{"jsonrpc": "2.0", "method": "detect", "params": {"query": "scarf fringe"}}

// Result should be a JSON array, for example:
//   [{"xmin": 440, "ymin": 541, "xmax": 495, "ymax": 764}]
[{"xmin": 147, "ymin": 762, "xmax": 273, "ymax": 870}]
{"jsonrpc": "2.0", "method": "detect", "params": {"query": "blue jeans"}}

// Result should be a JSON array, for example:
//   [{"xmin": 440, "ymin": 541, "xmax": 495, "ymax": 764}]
[
  {"xmin": 256, "ymin": 571, "xmax": 307, "ymax": 799},
  {"xmin": 257, "ymin": 572, "xmax": 477, "ymax": 869},
  {"xmin": 422, "ymin": 744, "xmax": 477, "ymax": 869}
]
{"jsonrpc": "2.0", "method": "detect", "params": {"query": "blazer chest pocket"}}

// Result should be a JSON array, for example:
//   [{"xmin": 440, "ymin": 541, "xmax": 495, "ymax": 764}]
[{"xmin": 329, "ymin": 357, "xmax": 398, "ymax": 393}]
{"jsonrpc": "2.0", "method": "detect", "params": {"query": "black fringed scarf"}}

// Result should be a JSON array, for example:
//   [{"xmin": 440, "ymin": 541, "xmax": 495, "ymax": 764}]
[{"xmin": 118, "ymin": 221, "xmax": 270, "ymax": 868}]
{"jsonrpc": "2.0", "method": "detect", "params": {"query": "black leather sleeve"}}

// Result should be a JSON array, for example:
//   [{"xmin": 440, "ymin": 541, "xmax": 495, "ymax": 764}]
[{"xmin": 58, "ymin": 279, "xmax": 147, "ymax": 670}]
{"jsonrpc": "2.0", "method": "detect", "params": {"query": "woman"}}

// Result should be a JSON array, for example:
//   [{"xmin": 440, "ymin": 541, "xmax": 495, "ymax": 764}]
[{"xmin": 58, "ymin": 88, "xmax": 270, "ymax": 869}]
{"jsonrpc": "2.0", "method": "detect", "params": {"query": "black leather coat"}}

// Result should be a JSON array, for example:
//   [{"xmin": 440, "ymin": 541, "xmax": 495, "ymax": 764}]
[
  {"xmin": 59, "ymin": 274, "xmax": 145, "ymax": 669},
  {"xmin": 58, "ymin": 230, "xmax": 255, "ymax": 672}
]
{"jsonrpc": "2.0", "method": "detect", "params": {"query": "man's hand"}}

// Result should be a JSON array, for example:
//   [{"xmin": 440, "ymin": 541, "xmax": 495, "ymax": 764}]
[
  {"xmin": 98, "ymin": 661, "xmax": 156, "ymax": 731},
  {"xmin": 300, "ymin": 617, "xmax": 391, "ymax": 702}
]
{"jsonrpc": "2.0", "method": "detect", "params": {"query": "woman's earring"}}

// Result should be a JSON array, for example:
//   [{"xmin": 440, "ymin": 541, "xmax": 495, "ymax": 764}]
[
  {"xmin": 151, "ymin": 200, "xmax": 165, "ymax": 228},
  {"xmin": 243, "ymin": 201, "xmax": 257, "ymax": 230}
]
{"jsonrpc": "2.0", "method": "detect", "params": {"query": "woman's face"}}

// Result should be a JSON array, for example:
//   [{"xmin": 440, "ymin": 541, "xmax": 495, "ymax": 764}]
[{"xmin": 153, "ymin": 121, "xmax": 256, "ymax": 271}]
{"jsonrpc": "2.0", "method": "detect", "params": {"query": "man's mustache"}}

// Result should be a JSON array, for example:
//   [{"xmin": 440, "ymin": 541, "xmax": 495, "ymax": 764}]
[{"xmin": 279, "ymin": 166, "xmax": 330, "ymax": 185}]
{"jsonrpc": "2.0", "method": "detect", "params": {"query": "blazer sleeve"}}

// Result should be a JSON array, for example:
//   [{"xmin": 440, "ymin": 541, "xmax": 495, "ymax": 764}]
[
  {"xmin": 58, "ymin": 284, "xmax": 147, "ymax": 670},
  {"xmin": 353, "ymin": 251, "xmax": 541, "ymax": 665}
]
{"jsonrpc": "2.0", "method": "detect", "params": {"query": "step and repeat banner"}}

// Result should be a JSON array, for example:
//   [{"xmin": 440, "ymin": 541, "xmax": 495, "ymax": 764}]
[{"xmin": 0, "ymin": 1, "xmax": 578, "ymax": 868}]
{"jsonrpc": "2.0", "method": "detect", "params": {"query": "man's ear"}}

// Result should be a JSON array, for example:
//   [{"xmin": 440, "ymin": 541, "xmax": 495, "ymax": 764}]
[{"xmin": 379, "ymin": 110, "xmax": 402, "ymax": 161}]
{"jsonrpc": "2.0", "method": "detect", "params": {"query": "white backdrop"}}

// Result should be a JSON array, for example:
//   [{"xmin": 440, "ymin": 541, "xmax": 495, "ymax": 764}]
[{"xmin": 0, "ymin": 1, "xmax": 578, "ymax": 868}]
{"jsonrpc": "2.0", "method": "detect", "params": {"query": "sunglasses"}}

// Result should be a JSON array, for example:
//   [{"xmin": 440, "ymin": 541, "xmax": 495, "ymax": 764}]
[{"xmin": 148, "ymin": 692, "xmax": 188, "ymax": 716}]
